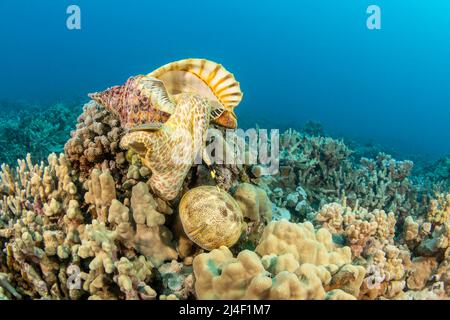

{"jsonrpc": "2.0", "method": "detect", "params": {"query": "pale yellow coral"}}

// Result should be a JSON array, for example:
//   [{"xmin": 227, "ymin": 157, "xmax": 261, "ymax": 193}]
[
  {"xmin": 418, "ymin": 222, "xmax": 450, "ymax": 256},
  {"xmin": 403, "ymin": 216, "xmax": 419, "ymax": 242},
  {"xmin": 193, "ymin": 243, "xmax": 361, "ymax": 300},
  {"xmin": 108, "ymin": 199, "xmax": 134, "ymax": 247},
  {"xmin": 193, "ymin": 220, "xmax": 364, "ymax": 300},
  {"xmin": 428, "ymin": 193, "xmax": 450, "ymax": 225},
  {"xmin": 326, "ymin": 264, "xmax": 366, "ymax": 297},
  {"xmin": 406, "ymin": 257, "xmax": 438, "ymax": 290},
  {"xmin": 134, "ymin": 224, "xmax": 178, "ymax": 267},
  {"xmin": 360, "ymin": 244, "xmax": 409, "ymax": 299},
  {"xmin": 234, "ymin": 183, "xmax": 273, "ymax": 224},
  {"xmin": 78, "ymin": 220, "xmax": 117, "ymax": 274},
  {"xmin": 131, "ymin": 182, "xmax": 165, "ymax": 227},
  {"xmin": 314, "ymin": 202, "xmax": 345, "ymax": 234},
  {"xmin": 256, "ymin": 220, "xmax": 352, "ymax": 266},
  {"xmin": 114, "ymin": 256, "xmax": 156, "ymax": 300},
  {"xmin": 84, "ymin": 168, "xmax": 117, "ymax": 223},
  {"xmin": 315, "ymin": 202, "xmax": 396, "ymax": 257}
]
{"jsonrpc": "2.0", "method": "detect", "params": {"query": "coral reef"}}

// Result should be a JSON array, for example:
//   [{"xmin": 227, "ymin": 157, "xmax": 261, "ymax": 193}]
[
  {"xmin": 0, "ymin": 102, "xmax": 82, "ymax": 165},
  {"xmin": 419, "ymin": 156, "xmax": 450, "ymax": 193},
  {"xmin": 0, "ymin": 154, "xmax": 175, "ymax": 299},
  {"xmin": 313, "ymin": 200, "xmax": 450, "ymax": 299},
  {"xmin": 251, "ymin": 130, "xmax": 421, "ymax": 224},
  {"xmin": 0, "ymin": 93, "xmax": 449, "ymax": 300}
]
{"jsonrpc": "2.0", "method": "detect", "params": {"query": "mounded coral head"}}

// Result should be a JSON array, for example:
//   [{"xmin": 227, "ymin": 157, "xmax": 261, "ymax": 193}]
[
  {"xmin": 193, "ymin": 220, "xmax": 365, "ymax": 300},
  {"xmin": 233, "ymin": 183, "xmax": 272, "ymax": 224},
  {"xmin": 256, "ymin": 220, "xmax": 352, "ymax": 266}
]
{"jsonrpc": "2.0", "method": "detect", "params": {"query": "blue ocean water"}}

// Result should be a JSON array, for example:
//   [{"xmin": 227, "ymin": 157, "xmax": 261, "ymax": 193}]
[{"xmin": 0, "ymin": 0, "xmax": 449, "ymax": 160}]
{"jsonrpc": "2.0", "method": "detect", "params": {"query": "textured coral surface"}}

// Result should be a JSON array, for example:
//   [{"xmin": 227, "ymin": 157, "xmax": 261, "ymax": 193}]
[{"xmin": 0, "ymin": 101, "xmax": 449, "ymax": 300}]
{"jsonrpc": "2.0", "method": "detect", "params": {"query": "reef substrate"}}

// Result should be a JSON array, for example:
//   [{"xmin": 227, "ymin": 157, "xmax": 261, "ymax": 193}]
[{"xmin": 0, "ymin": 101, "xmax": 449, "ymax": 300}]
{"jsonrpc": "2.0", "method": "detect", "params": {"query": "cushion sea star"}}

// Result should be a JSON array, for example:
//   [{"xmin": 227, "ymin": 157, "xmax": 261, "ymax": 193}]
[{"xmin": 120, "ymin": 92, "xmax": 213, "ymax": 201}]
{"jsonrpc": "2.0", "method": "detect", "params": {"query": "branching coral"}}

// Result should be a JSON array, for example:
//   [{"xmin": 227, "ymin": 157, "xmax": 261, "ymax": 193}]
[
  {"xmin": 359, "ymin": 244, "xmax": 410, "ymax": 299},
  {"xmin": 314, "ymin": 202, "xmax": 396, "ymax": 257},
  {"xmin": 64, "ymin": 101, "xmax": 126, "ymax": 181},
  {"xmin": 252, "ymin": 130, "xmax": 420, "ymax": 224},
  {"xmin": 0, "ymin": 153, "xmax": 81, "ymax": 299},
  {"xmin": 315, "ymin": 203, "xmax": 407, "ymax": 299},
  {"xmin": 427, "ymin": 193, "xmax": 450, "ymax": 225},
  {"xmin": 353, "ymin": 154, "xmax": 417, "ymax": 215},
  {"xmin": 314, "ymin": 200, "xmax": 450, "ymax": 299},
  {"xmin": 114, "ymin": 256, "xmax": 156, "ymax": 300},
  {"xmin": 0, "ymin": 272, "xmax": 21, "ymax": 299},
  {"xmin": 0, "ymin": 152, "xmax": 177, "ymax": 299}
]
